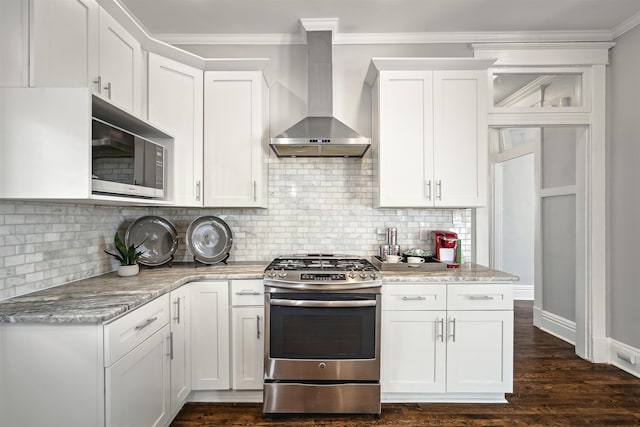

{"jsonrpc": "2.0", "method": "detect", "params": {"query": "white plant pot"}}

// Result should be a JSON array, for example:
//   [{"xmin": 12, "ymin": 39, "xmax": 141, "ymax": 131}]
[{"xmin": 117, "ymin": 264, "xmax": 140, "ymax": 277}]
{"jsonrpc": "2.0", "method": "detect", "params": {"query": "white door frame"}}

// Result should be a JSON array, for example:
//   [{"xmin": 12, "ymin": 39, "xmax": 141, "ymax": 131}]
[{"xmin": 473, "ymin": 43, "xmax": 611, "ymax": 363}]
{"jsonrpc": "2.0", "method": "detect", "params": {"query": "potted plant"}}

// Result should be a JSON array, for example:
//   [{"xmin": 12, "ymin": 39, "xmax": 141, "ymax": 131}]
[{"xmin": 104, "ymin": 232, "xmax": 145, "ymax": 277}]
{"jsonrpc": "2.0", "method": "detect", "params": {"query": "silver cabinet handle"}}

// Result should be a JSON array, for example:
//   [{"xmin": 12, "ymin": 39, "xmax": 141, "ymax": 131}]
[
  {"xmin": 401, "ymin": 296, "xmax": 427, "ymax": 301},
  {"xmin": 270, "ymin": 299, "xmax": 376, "ymax": 308},
  {"xmin": 437, "ymin": 318, "xmax": 444, "ymax": 342},
  {"xmin": 253, "ymin": 180, "xmax": 257, "ymax": 202},
  {"xmin": 94, "ymin": 76, "xmax": 102, "ymax": 94},
  {"xmin": 195, "ymin": 180, "xmax": 201, "ymax": 201},
  {"xmin": 425, "ymin": 180, "xmax": 432, "ymax": 201},
  {"xmin": 135, "ymin": 316, "xmax": 158, "ymax": 331},
  {"xmin": 167, "ymin": 332, "xmax": 174, "ymax": 360},
  {"xmin": 104, "ymin": 82, "xmax": 112, "ymax": 99},
  {"xmin": 235, "ymin": 291, "xmax": 262, "ymax": 296},
  {"xmin": 256, "ymin": 315, "xmax": 261, "ymax": 340},
  {"xmin": 436, "ymin": 179, "xmax": 442, "ymax": 200},
  {"xmin": 468, "ymin": 295, "xmax": 495, "ymax": 301},
  {"xmin": 449, "ymin": 317, "xmax": 456, "ymax": 342},
  {"xmin": 173, "ymin": 297, "xmax": 181, "ymax": 324}
]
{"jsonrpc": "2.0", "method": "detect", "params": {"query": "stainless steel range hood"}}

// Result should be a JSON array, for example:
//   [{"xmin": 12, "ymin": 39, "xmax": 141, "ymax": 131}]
[{"xmin": 270, "ymin": 30, "xmax": 371, "ymax": 157}]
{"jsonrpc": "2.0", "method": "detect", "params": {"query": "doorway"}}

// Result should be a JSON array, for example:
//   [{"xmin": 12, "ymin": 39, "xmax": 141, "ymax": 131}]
[{"xmin": 492, "ymin": 126, "xmax": 586, "ymax": 348}]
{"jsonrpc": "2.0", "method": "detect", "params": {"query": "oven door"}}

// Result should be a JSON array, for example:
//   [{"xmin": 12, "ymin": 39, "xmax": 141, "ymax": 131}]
[{"xmin": 264, "ymin": 292, "xmax": 380, "ymax": 381}]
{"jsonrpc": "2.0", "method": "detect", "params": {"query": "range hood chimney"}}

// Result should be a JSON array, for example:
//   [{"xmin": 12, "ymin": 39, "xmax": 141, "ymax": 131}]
[{"xmin": 270, "ymin": 27, "xmax": 371, "ymax": 157}]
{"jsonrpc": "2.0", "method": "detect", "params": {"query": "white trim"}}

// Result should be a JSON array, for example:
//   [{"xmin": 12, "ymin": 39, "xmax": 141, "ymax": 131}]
[
  {"xmin": 540, "ymin": 185, "xmax": 577, "ymax": 198},
  {"xmin": 152, "ymin": 31, "xmax": 617, "ymax": 46},
  {"xmin": 382, "ymin": 393, "xmax": 507, "ymax": 404},
  {"xmin": 496, "ymin": 142, "xmax": 536, "ymax": 163},
  {"xmin": 513, "ymin": 284, "xmax": 534, "ymax": 300},
  {"xmin": 189, "ymin": 390, "xmax": 262, "ymax": 403},
  {"xmin": 473, "ymin": 43, "xmax": 614, "ymax": 66},
  {"xmin": 611, "ymin": 11, "xmax": 640, "ymax": 39},
  {"xmin": 299, "ymin": 18, "xmax": 339, "ymax": 35},
  {"xmin": 534, "ymin": 307, "xmax": 576, "ymax": 345},
  {"xmin": 608, "ymin": 339, "xmax": 640, "ymax": 378},
  {"xmin": 153, "ymin": 33, "xmax": 306, "ymax": 46},
  {"xmin": 489, "ymin": 113, "xmax": 591, "ymax": 126}
]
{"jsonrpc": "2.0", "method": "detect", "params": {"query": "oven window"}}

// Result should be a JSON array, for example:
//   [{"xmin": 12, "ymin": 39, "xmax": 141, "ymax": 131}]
[{"xmin": 269, "ymin": 296, "xmax": 377, "ymax": 360}]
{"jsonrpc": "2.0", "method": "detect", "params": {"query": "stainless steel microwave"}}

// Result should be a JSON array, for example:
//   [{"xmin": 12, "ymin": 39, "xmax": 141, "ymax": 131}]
[{"xmin": 91, "ymin": 118, "xmax": 165, "ymax": 198}]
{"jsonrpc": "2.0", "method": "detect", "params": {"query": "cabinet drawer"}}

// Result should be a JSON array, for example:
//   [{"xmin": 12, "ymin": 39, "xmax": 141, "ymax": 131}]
[
  {"xmin": 447, "ymin": 284, "xmax": 513, "ymax": 310},
  {"xmin": 104, "ymin": 294, "xmax": 170, "ymax": 366},
  {"xmin": 382, "ymin": 284, "xmax": 447, "ymax": 311},
  {"xmin": 231, "ymin": 279, "xmax": 264, "ymax": 306}
]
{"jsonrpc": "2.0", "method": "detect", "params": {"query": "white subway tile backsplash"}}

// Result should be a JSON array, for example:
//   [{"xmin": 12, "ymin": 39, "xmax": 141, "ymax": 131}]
[{"xmin": 0, "ymin": 156, "xmax": 472, "ymax": 300}]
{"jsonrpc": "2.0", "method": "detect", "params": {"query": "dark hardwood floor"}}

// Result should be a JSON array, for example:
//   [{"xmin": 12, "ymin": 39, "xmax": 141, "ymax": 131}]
[{"xmin": 171, "ymin": 301, "xmax": 640, "ymax": 426}]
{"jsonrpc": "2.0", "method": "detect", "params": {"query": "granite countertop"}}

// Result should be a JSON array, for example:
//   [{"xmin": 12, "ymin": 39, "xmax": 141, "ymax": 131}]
[{"xmin": 0, "ymin": 262, "xmax": 517, "ymax": 324}]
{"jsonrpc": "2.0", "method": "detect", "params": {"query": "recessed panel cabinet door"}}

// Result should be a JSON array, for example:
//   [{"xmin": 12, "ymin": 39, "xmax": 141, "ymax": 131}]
[
  {"xmin": 170, "ymin": 286, "xmax": 191, "ymax": 415},
  {"xmin": 98, "ymin": 8, "xmax": 141, "ymax": 114},
  {"xmin": 190, "ymin": 281, "xmax": 230, "ymax": 390},
  {"xmin": 446, "ymin": 310, "xmax": 513, "ymax": 393},
  {"xmin": 433, "ymin": 70, "xmax": 488, "ymax": 207},
  {"xmin": 105, "ymin": 325, "xmax": 171, "ymax": 427},
  {"xmin": 203, "ymin": 71, "xmax": 268, "ymax": 207},
  {"xmin": 378, "ymin": 71, "xmax": 433, "ymax": 207},
  {"xmin": 148, "ymin": 53, "xmax": 204, "ymax": 206},
  {"xmin": 381, "ymin": 310, "xmax": 446, "ymax": 393},
  {"xmin": 232, "ymin": 306, "xmax": 264, "ymax": 390}
]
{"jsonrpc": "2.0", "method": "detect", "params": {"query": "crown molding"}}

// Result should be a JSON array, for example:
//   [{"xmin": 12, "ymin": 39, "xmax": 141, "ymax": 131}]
[
  {"xmin": 155, "ymin": 29, "xmax": 615, "ymax": 46},
  {"xmin": 155, "ymin": 33, "xmax": 306, "ymax": 45},
  {"xmin": 611, "ymin": 10, "xmax": 640, "ymax": 39}
]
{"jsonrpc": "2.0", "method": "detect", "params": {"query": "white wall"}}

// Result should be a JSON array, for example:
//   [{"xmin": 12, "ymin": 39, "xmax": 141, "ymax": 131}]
[
  {"xmin": 501, "ymin": 154, "xmax": 534, "ymax": 291},
  {"xmin": 608, "ymin": 26, "xmax": 640, "ymax": 348}
]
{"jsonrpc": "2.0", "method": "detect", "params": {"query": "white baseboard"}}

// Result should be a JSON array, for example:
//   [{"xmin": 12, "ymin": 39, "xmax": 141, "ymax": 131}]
[
  {"xmin": 533, "ymin": 306, "xmax": 576, "ymax": 345},
  {"xmin": 189, "ymin": 390, "xmax": 262, "ymax": 403},
  {"xmin": 513, "ymin": 284, "xmax": 534, "ymax": 300},
  {"xmin": 608, "ymin": 339, "xmax": 640, "ymax": 378}
]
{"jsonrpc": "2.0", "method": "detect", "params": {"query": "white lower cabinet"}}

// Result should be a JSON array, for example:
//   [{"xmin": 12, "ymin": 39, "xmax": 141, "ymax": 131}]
[
  {"xmin": 190, "ymin": 281, "xmax": 230, "ymax": 390},
  {"xmin": 104, "ymin": 294, "xmax": 171, "ymax": 427},
  {"xmin": 381, "ymin": 283, "xmax": 513, "ymax": 399},
  {"xmin": 230, "ymin": 279, "xmax": 265, "ymax": 390},
  {"xmin": 105, "ymin": 324, "xmax": 171, "ymax": 427},
  {"xmin": 169, "ymin": 286, "xmax": 191, "ymax": 415}
]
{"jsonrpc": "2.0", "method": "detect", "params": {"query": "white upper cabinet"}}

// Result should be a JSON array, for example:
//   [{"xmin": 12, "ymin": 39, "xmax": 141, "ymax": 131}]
[
  {"xmin": 148, "ymin": 53, "xmax": 204, "ymax": 207},
  {"xmin": 203, "ymin": 71, "xmax": 269, "ymax": 208},
  {"xmin": 0, "ymin": 0, "xmax": 142, "ymax": 116},
  {"xmin": 32, "ymin": 0, "xmax": 100, "ymax": 88},
  {"xmin": 97, "ymin": 7, "xmax": 142, "ymax": 115},
  {"xmin": 368, "ymin": 59, "xmax": 491, "ymax": 208}
]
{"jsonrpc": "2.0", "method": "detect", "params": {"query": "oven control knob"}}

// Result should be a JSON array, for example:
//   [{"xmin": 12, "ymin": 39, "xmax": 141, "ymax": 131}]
[
  {"xmin": 348, "ymin": 271, "xmax": 357, "ymax": 279},
  {"xmin": 359, "ymin": 272, "xmax": 367, "ymax": 279},
  {"xmin": 371, "ymin": 272, "xmax": 379, "ymax": 279},
  {"xmin": 268, "ymin": 272, "xmax": 277, "ymax": 278},
  {"xmin": 319, "ymin": 362, "xmax": 326, "ymax": 369},
  {"xmin": 277, "ymin": 272, "xmax": 287, "ymax": 279}
]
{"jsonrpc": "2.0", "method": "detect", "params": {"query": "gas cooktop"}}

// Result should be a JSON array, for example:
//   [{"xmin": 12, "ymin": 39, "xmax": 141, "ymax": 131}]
[{"xmin": 264, "ymin": 254, "xmax": 380, "ymax": 286}]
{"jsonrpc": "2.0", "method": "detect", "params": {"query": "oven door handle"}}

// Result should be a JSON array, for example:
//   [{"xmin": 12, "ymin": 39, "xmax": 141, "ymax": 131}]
[{"xmin": 270, "ymin": 299, "xmax": 377, "ymax": 308}]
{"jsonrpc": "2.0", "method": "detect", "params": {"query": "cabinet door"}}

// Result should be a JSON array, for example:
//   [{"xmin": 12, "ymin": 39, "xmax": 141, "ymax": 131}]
[
  {"xmin": 190, "ymin": 281, "xmax": 230, "ymax": 390},
  {"xmin": 433, "ymin": 70, "xmax": 488, "ymax": 207},
  {"xmin": 148, "ymin": 53, "xmax": 204, "ymax": 207},
  {"xmin": 98, "ymin": 8, "xmax": 141, "ymax": 114},
  {"xmin": 381, "ymin": 310, "xmax": 446, "ymax": 393},
  {"xmin": 446, "ymin": 310, "xmax": 513, "ymax": 393},
  {"xmin": 29, "ymin": 0, "xmax": 99, "ymax": 88},
  {"xmin": 203, "ymin": 71, "xmax": 268, "ymax": 207},
  {"xmin": 169, "ymin": 286, "xmax": 191, "ymax": 415},
  {"xmin": 232, "ymin": 306, "xmax": 264, "ymax": 390},
  {"xmin": 105, "ymin": 324, "xmax": 171, "ymax": 427},
  {"xmin": 377, "ymin": 71, "xmax": 433, "ymax": 207}
]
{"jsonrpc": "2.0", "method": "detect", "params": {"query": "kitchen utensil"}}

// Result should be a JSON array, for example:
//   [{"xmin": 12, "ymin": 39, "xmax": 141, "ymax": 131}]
[
  {"xmin": 125, "ymin": 216, "xmax": 178, "ymax": 266},
  {"xmin": 186, "ymin": 216, "xmax": 233, "ymax": 264}
]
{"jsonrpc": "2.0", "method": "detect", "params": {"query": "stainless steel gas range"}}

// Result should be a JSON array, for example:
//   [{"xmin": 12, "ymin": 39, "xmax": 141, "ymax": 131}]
[{"xmin": 262, "ymin": 255, "xmax": 382, "ymax": 415}]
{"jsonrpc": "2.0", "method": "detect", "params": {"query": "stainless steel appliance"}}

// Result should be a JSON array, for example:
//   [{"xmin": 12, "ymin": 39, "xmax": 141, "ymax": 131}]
[
  {"xmin": 91, "ymin": 118, "xmax": 165, "ymax": 198},
  {"xmin": 269, "ymin": 28, "xmax": 371, "ymax": 157},
  {"xmin": 263, "ymin": 255, "xmax": 382, "ymax": 414}
]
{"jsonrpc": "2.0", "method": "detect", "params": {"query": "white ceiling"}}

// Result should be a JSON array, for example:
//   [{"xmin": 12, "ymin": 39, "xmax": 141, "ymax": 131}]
[{"xmin": 118, "ymin": 0, "xmax": 640, "ymax": 44}]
